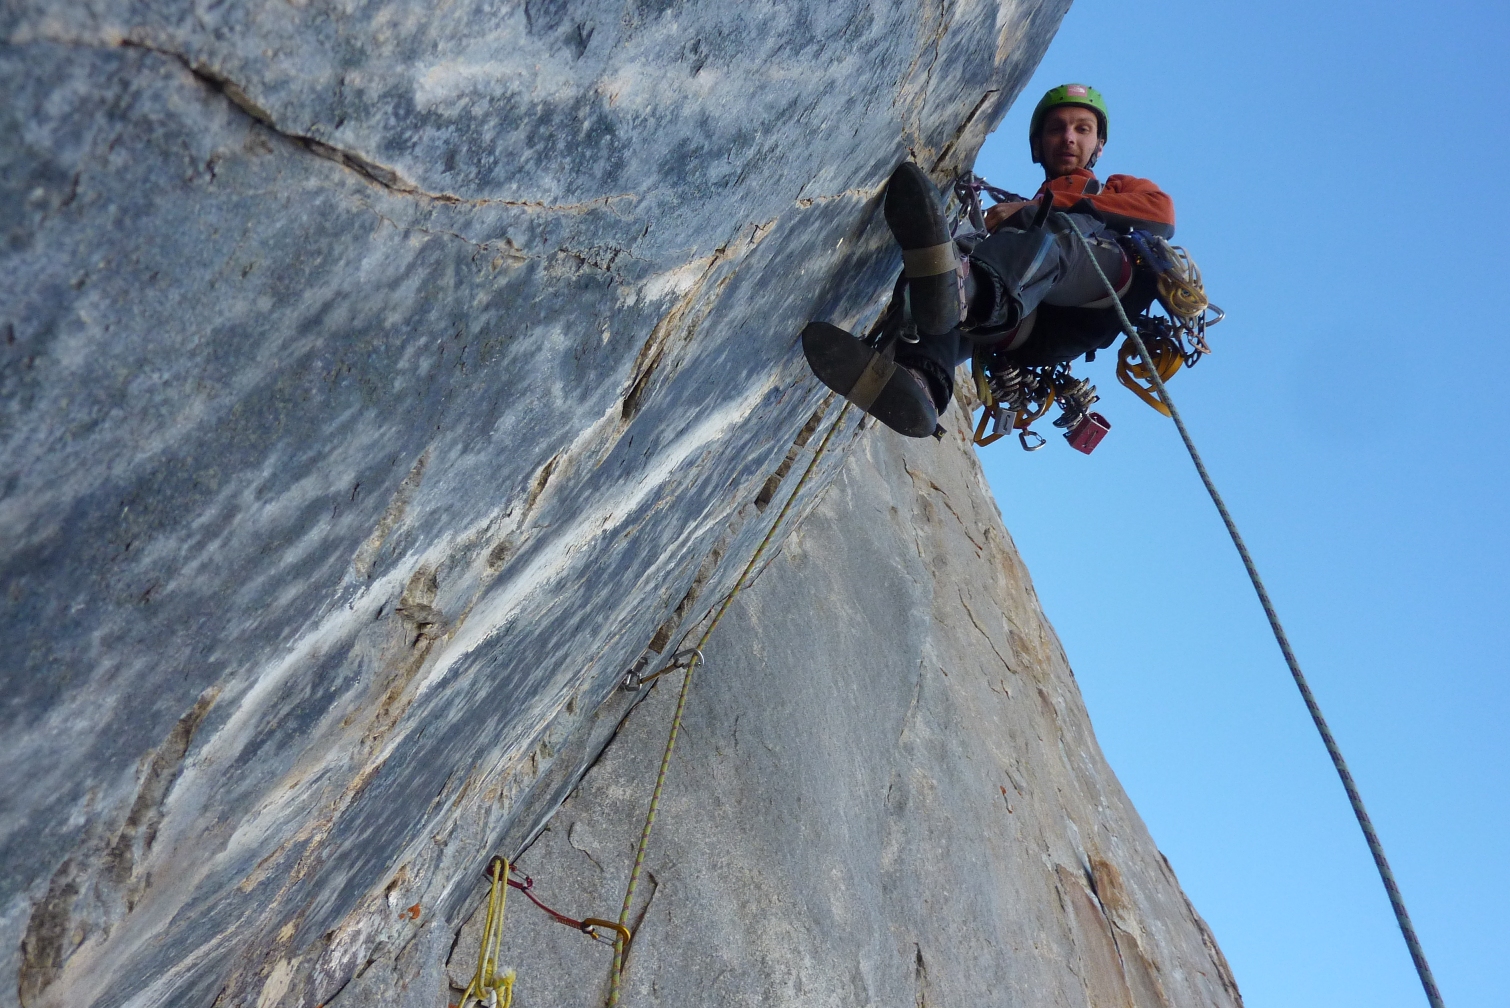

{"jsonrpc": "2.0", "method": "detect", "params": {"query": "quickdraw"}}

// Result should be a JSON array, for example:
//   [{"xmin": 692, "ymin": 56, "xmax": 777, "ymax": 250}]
[
  {"xmin": 620, "ymin": 648, "xmax": 704, "ymax": 691},
  {"xmin": 951, "ymin": 172, "xmax": 1020, "ymax": 246},
  {"xmin": 453, "ymin": 856, "xmax": 629, "ymax": 1008},
  {"xmin": 504, "ymin": 865, "xmax": 631, "ymax": 947}
]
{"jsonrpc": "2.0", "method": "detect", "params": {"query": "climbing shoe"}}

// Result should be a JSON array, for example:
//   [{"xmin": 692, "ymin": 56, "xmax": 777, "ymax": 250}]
[
  {"xmin": 801, "ymin": 322, "xmax": 938, "ymax": 438},
  {"xmin": 884, "ymin": 162, "xmax": 961, "ymax": 337}
]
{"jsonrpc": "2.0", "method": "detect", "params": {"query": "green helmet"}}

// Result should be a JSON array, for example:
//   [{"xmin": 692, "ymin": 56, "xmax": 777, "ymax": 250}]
[{"xmin": 1029, "ymin": 83, "xmax": 1108, "ymax": 166}]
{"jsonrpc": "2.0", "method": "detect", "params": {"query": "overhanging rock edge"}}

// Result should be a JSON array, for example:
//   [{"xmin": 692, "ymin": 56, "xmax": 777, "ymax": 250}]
[{"xmin": 0, "ymin": 0, "xmax": 1232, "ymax": 1004}]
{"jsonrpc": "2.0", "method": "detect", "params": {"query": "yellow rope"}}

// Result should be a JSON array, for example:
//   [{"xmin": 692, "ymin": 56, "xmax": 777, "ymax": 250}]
[
  {"xmin": 1150, "ymin": 237, "xmax": 1209, "ymax": 321},
  {"xmin": 605, "ymin": 400, "xmax": 854, "ymax": 1007},
  {"xmin": 459, "ymin": 857, "xmax": 516, "ymax": 1008}
]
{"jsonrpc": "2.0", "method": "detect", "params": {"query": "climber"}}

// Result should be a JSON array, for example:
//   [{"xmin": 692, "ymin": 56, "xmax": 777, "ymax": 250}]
[{"xmin": 804, "ymin": 84, "xmax": 1175, "ymax": 438}]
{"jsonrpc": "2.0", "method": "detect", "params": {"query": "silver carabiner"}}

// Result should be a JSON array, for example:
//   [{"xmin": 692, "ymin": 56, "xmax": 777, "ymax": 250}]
[
  {"xmin": 621, "ymin": 648, "xmax": 705, "ymax": 691},
  {"xmin": 1019, "ymin": 428, "xmax": 1047, "ymax": 452},
  {"xmin": 620, "ymin": 655, "xmax": 650, "ymax": 691}
]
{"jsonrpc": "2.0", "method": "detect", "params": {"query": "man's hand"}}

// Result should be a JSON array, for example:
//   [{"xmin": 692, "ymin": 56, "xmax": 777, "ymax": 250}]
[{"xmin": 984, "ymin": 199, "xmax": 1037, "ymax": 232}]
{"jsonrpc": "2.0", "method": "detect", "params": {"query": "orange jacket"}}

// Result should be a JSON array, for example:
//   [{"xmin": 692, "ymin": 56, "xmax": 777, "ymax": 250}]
[{"xmin": 1037, "ymin": 168, "xmax": 1175, "ymax": 238}]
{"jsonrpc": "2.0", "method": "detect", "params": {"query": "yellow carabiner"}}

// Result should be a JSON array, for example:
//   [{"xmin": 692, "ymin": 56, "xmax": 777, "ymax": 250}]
[
  {"xmin": 1115, "ymin": 336, "xmax": 1182, "ymax": 416},
  {"xmin": 581, "ymin": 918, "xmax": 634, "ymax": 946}
]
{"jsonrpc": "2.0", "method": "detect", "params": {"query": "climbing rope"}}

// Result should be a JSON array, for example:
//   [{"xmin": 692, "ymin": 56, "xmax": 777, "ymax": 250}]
[
  {"xmin": 1114, "ymin": 324, "xmax": 1183, "ymax": 417},
  {"xmin": 1059, "ymin": 212, "xmax": 1447, "ymax": 1008},
  {"xmin": 458, "ymin": 857, "xmax": 516, "ymax": 1008},
  {"xmin": 605, "ymin": 399, "xmax": 855, "ymax": 1007}
]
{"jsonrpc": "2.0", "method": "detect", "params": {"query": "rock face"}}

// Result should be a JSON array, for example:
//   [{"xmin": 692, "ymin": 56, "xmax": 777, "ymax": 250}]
[
  {"xmin": 433, "ymin": 400, "xmax": 1243, "ymax": 1008},
  {"xmin": 1, "ymin": 0, "xmax": 1240, "ymax": 1005}
]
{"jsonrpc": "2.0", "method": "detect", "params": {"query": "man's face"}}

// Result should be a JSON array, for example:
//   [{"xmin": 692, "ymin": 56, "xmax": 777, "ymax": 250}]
[{"xmin": 1035, "ymin": 106, "xmax": 1103, "ymax": 177}]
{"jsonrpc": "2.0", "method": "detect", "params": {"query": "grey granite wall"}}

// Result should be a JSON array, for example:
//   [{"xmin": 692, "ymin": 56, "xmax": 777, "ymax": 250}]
[
  {"xmin": 0, "ymin": 0, "xmax": 1240, "ymax": 1005},
  {"xmin": 431, "ymin": 398, "xmax": 1244, "ymax": 1008}
]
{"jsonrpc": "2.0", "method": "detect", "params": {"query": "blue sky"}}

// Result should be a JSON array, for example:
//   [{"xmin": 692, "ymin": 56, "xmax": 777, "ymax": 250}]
[{"xmin": 971, "ymin": 1, "xmax": 1509, "ymax": 1005}]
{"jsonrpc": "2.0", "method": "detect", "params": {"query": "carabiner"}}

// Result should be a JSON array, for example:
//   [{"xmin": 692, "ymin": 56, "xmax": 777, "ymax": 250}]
[
  {"xmin": 1019, "ymin": 428, "xmax": 1047, "ymax": 452},
  {"xmin": 622, "ymin": 648, "xmax": 704, "ymax": 690},
  {"xmin": 580, "ymin": 918, "xmax": 634, "ymax": 947}
]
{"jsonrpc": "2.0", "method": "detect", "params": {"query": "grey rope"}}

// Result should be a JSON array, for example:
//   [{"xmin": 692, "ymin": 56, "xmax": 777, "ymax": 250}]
[{"xmin": 1058, "ymin": 213, "xmax": 1446, "ymax": 1008}]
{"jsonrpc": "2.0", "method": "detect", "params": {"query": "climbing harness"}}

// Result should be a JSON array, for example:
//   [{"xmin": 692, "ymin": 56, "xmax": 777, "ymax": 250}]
[
  {"xmin": 457, "ymin": 858, "xmax": 516, "ymax": 1008},
  {"xmin": 605, "ymin": 399, "xmax": 856, "ymax": 1007},
  {"xmin": 1061, "ymin": 211, "xmax": 1447, "ymax": 1008},
  {"xmin": 948, "ymin": 174, "xmax": 1224, "ymax": 453}
]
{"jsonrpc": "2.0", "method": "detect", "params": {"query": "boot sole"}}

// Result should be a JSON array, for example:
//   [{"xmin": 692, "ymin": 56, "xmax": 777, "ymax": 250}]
[
  {"xmin": 883, "ymin": 163, "xmax": 959, "ymax": 335},
  {"xmin": 801, "ymin": 322, "xmax": 938, "ymax": 438},
  {"xmin": 883, "ymin": 163, "xmax": 951, "ymax": 248}
]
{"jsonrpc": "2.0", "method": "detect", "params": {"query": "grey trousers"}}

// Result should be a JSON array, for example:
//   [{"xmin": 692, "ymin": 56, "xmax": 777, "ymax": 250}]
[
  {"xmin": 896, "ymin": 214, "xmax": 1127, "ymax": 398},
  {"xmin": 968, "ymin": 213, "xmax": 1128, "ymax": 331}
]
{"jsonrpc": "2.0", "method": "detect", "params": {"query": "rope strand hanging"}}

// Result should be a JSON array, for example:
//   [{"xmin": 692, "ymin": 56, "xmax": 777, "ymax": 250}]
[
  {"xmin": 457, "ymin": 857, "xmax": 516, "ymax": 1008},
  {"xmin": 1058, "ymin": 211, "xmax": 1447, "ymax": 1008},
  {"xmin": 604, "ymin": 399, "xmax": 855, "ymax": 1007}
]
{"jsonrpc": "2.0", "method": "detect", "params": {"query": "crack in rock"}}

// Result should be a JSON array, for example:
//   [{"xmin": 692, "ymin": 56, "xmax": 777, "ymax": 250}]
[{"xmin": 19, "ymin": 34, "xmax": 637, "ymax": 213}]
